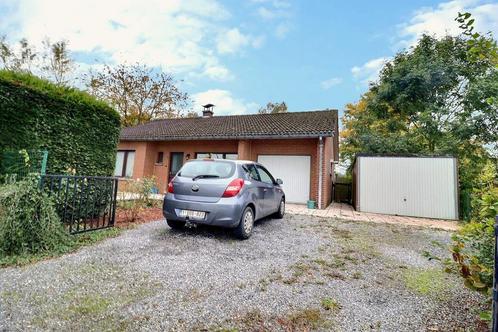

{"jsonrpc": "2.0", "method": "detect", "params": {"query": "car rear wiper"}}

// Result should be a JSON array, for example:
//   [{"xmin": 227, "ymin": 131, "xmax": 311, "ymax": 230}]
[{"xmin": 192, "ymin": 174, "xmax": 220, "ymax": 181}]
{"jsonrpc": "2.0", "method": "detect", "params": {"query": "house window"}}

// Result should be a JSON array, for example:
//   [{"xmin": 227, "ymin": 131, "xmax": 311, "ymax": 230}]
[
  {"xmin": 156, "ymin": 152, "xmax": 164, "ymax": 164},
  {"xmin": 196, "ymin": 152, "xmax": 238, "ymax": 160},
  {"xmin": 114, "ymin": 150, "xmax": 135, "ymax": 177}
]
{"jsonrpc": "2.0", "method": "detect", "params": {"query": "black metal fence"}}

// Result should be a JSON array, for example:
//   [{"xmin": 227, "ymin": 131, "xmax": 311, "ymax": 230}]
[{"xmin": 40, "ymin": 175, "xmax": 118, "ymax": 234}]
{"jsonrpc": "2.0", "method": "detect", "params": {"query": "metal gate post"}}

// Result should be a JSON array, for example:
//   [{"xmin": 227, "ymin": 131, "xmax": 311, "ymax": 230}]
[
  {"xmin": 493, "ymin": 215, "xmax": 498, "ymax": 332},
  {"xmin": 40, "ymin": 150, "xmax": 48, "ymax": 175}
]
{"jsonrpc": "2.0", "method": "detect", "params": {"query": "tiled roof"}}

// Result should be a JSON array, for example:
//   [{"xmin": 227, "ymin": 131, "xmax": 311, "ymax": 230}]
[{"xmin": 120, "ymin": 109, "xmax": 338, "ymax": 141}]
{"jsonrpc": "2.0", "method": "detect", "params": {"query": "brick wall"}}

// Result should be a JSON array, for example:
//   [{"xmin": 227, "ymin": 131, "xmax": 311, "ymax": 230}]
[{"xmin": 117, "ymin": 136, "xmax": 337, "ymax": 208}]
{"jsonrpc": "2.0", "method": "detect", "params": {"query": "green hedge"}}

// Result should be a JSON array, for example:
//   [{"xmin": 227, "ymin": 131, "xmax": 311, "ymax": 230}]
[{"xmin": 0, "ymin": 71, "xmax": 121, "ymax": 176}]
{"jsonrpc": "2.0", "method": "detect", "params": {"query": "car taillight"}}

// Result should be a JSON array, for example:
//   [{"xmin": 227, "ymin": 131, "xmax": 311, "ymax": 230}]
[
  {"xmin": 222, "ymin": 178, "xmax": 244, "ymax": 197},
  {"xmin": 167, "ymin": 181, "xmax": 174, "ymax": 193}
]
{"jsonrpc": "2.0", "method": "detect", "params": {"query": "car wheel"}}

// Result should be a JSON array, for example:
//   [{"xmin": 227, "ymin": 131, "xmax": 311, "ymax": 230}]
[
  {"xmin": 167, "ymin": 219, "xmax": 185, "ymax": 229},
  {"xmin": 274, "ymin": 198, "xmax": 285, "ymax": 219},
  {"xmin": 234, "ymin": 206, "xmax": 254, "ymax": 239}
]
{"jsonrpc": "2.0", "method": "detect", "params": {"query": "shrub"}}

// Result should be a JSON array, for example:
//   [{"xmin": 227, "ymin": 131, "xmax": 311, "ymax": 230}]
[
  {"xmin": 450, "ymin": 220, "xmax": 494, "ymax": 292},
  {"xmin": 0, "ymin": 70, "xmax": 121, "ymax": 176},
  {"xmin": 118, "ymin": 177, "xmax": 157, "ymax": 222},
  {"xmin": 470, "ymin": 160, "xmax": 498, "ymax": 220},
  {"xmin": 0, "ymin": 177, "xmax": 70, "ymax": 255},
  {"xmin": 449, "ymin": 162, "xmax": 498, "ymax": 293}
]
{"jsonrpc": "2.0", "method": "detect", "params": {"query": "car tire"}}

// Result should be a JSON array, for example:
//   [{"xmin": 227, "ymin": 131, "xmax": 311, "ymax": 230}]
[
  {"xmin": 167, "ymin": 219, "xmax": 185, "ymax": 229},
  {"xmin": 274, "ymin": 198, "xmax": 285, "ymax": 219},
  {"xmin": 234, "ymin": 206, "xmax": 254, "ymax": 240}
]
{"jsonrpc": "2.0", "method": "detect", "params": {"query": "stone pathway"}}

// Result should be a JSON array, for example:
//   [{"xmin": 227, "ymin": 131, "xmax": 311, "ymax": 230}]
[{"xmin": 286, "ymin": 202, "xmax": 459, "ymax": 231}]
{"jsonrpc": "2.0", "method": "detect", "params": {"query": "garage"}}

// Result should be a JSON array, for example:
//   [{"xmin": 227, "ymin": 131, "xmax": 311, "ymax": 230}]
[
  {"xmin": 257, "ymin": 155, "xmax": 311, "ymax": 204},
  {"xmin": 352, "ymin": 155, "xmax": 459, "ymax": 220}
]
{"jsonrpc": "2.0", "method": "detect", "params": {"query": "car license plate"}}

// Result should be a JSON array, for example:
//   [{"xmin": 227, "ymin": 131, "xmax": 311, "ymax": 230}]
[{"xmin": 179, "ymin": 209, "xmax": 205, "ymax": 220}]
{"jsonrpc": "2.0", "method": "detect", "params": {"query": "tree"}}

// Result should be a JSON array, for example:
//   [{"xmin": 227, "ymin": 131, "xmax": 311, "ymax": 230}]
[
  {"xmin": 340, "ymin": 92, "xmax": 422, "ymax": 164},
  {"xmin": 342, "ymin": 33, "xmax": 497, "ymax": 160},
  {"xmin": 0, "ymin": 37, "xmax": 36, "ymax": 72},
  {"xmin": 258, "ymin": 101, "xmax": 287, "ymax": 114},
  {"xmin": 0, "ymin": 37, "xmax": 75, "ymax": 86},
  {"xmin": 341, "ymin": 15, "xmax": 498, "ymax": 220},
  {"xmin": 86, "ymin": 63, "xmax": 190, "ymax": 126},
  {"xmin": 42, "ymin": 39, "xmax": 73, "ymax": 85},
  {"xmin": 446, "ymin": 13, "xmax": 498, "ymax": 300},
  {"xmin": 185, "ymin": 111, "xmax": 199, "ymax": 118}
]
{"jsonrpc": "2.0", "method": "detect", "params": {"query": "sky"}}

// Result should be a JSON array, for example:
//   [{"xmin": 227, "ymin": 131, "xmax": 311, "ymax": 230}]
[{"xmin": 1, "ymin": 0, "xmax": 498, "ymax": 117}]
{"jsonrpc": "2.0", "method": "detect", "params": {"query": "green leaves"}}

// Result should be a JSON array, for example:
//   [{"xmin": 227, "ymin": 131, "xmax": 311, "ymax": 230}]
[
  {"xmin": 0, "ymin": 70, "xmax": 120, "ymax": 176},
  {"xmin": 0, "ymin": 176, "xmax": 70, "ymax": 256},
  {"xmin": 341, "ymin": 28, "xmax": 497, "ymax": 220}
]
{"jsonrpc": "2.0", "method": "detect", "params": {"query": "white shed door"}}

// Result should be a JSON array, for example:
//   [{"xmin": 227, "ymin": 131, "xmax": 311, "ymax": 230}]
[{"xmin": 257, "ymin": 155, "xmax": 311, "ymax": 204}]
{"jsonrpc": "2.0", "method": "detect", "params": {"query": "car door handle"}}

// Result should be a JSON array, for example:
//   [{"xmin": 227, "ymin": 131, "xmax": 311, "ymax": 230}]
[{"xmin": 263, "ymin": 188, "xmax": 268, "ymax": 192}]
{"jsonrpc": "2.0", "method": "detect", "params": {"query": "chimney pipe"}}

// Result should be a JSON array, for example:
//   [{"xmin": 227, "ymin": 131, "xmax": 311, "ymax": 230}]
[{"xmin": 202, "ymin": 104, "xmax": 214, "ymax": 118}]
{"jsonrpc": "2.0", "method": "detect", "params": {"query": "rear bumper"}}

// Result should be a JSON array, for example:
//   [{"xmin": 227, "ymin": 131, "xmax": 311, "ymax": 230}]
[{"xmin": 162, "ymin": 193, "xmax": 243, "ymax": 228}]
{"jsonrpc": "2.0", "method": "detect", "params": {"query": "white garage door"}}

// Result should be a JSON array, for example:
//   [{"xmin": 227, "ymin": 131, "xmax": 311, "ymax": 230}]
[
  {"xmin": 358, "ymin": 157, "xmax": 458, "ymax": 219},
  {"xmin": 257, "ymin": 155, "xmax": 311, "ymax": 204}
]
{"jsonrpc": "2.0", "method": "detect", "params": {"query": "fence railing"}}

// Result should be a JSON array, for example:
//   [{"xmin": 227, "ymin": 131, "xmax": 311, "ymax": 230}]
[
  {"xmin": 40, "ymin": 175, "xmax": 118, "ymax": 234},
  {"xmin": 0, "ymin": 150, "xmax": 48, "ymax": 183}
]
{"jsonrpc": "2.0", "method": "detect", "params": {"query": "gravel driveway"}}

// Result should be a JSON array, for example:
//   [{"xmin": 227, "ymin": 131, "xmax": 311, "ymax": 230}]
[{"xmin": 0, "ymin": 214, "xmax": 486, "ymax": 331}]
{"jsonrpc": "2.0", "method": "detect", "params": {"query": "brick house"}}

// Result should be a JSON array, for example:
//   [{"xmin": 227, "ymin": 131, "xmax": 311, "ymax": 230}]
[{"xmin": 116, "ymin": 107, "xmax": 339, "ymax": 209}]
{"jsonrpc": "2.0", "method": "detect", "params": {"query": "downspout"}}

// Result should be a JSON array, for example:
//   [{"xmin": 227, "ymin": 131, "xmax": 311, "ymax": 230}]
[{"xmin": 318, "ymin": 136, "xmax": 324, "ymax": 209}]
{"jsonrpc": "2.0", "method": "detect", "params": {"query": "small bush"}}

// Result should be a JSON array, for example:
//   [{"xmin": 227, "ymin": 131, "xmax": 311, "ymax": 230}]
[
  {"xmin": 449, "ymin": 161, "xmax": 497, "ymax": 293},
  {"xmin": 0, "ymin": 177, "xmax": 70, "ymax": 255},
  {"xmin": 118, "ymin": 177, "xmax": 157, "ymax": 222},
  {"xmin": 450, "ymin": 219, "xmax": 494, "ymax": 292}
]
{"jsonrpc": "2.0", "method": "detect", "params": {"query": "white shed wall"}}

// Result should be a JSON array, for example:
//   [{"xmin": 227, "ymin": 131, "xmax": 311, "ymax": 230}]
[{"xmin": 357, "ymin": 157, "xmax": 458, "ymax": 220}]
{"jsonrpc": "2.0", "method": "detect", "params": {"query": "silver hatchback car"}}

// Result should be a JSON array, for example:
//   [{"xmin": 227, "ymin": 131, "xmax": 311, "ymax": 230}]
[{"xmin": 163, "ymin": 159, "xmax": 285, "ymax": 239}]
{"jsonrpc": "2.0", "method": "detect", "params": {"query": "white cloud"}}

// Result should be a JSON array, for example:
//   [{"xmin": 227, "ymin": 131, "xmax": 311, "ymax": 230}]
[
  {"xmin": 202, "ymin": 65, "xmax": 234, "ymax": 81},
  {"xmin": 216, "ymin": 28, "xmax": 250, "ymax": 54},
  {"xmin": 252, "ymin": 0, "xmax": 291, "ymax": 11},
  {"xmin": 399, "ymin": 0, "xmax": 498, "ymax": 47},
  {"xmin": 320, "ymin": 77, "xmax": 342, "ymax": 90},
  {"xmin": 351, "ymin": 57, "xmax": 390, "ymax": 86},
  {"xmin": 251, "ymin": 35, "xmax": 266, "ymax": 48},
  {"xmin": 0, "ymin": 0, "xmax": 260, "ymax": 81},
  {"xmin": 216, "ymin": 28, "xmax": 264, "ymax": 55},
  {"xmin": 275, "ymin": 22, "xmax": 291, "ymax": 39},
  {"xmin": 252, "ymin": 0, "xmax": 292, "ymax": 38},
  {"xmin": 192, "ymin": 89, "xmax": 259, "ymax": 115},
  {"xmin": 258, "ymin": 7, "xmax": 278, "ymax": 20},
  {"xmin": 351, "ymin": 0, "xmax": 498, "ymax": 87}
]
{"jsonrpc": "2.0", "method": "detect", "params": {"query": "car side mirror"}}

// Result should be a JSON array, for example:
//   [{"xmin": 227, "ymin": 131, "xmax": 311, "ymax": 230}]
[{"xmin": 276, "ymin": 178, "xmax": 283, "ymax": 185}]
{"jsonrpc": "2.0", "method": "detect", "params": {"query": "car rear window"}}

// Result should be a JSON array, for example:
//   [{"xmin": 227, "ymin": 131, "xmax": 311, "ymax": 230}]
[{"xmin": 178, "ymin": 160, "xmax": 235, "ymax": 179}]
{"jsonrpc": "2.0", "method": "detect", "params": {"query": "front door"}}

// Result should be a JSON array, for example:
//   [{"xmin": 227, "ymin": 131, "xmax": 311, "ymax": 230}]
[{"xmin": 169, "ymin": 152, "xmax": 184, "ymax": 182}]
